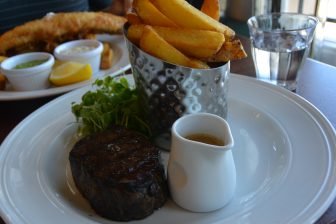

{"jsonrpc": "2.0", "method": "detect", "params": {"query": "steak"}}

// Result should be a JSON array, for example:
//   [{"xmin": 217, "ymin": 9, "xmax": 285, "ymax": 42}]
[{"xmin": 69, "ymin": 126, "xmax": 168, "ymax": 221}]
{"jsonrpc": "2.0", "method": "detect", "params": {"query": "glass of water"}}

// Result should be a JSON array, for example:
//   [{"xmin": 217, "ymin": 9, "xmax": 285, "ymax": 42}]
[{"xmin": 247, "ymin": 13, "xmax": 319, "ymax": 91}]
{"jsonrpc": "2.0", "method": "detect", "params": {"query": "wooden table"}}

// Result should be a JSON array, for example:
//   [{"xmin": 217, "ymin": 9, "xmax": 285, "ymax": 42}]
[{"xmin": 1, "ymin": 36, "xmax": 336, "ymax": 224}]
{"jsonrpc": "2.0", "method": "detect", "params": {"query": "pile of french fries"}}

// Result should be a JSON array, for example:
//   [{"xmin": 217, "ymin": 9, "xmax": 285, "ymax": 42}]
[{"xmin": 126, "ymin": 0, "xmax": 247, "ymax": 69}]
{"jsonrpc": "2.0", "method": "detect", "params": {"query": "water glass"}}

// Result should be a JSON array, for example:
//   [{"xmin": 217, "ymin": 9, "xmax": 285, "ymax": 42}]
[{"xmin": 247, "ymin": 13, "xmax": 318, "ymax": 91}]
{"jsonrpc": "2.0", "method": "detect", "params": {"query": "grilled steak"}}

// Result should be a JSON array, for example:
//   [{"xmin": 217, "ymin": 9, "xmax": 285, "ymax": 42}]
[{"xmin": 69, "ymin": 126, "xmax": 168, "ymax": 221}]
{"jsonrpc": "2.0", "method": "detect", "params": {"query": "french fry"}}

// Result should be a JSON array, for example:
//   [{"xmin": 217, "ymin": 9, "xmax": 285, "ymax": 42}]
[
  {"xmin": 149, "ymin": 0, "xmax": 235, "ymax": 38},
  {"xmin": 127, "ymin": 24, "xmax": 225, "ymax": 58},
  {"xmin": 201, "ymin": 0, "xmax": 220, "ymax": 21},
  {"xmin": 127, "ymin": 24, "xmax": 144, "ymax": 44},
  {"xmin": 204, "ymin": 39, "xmax": 247, "ymax": 62},
  {"xmin": 133, "ymin": 0, "xmax": 177, "ymax": 27},
  {"xmin": 126, "ymin": 12, "xmax": 142, "ymax": 25},
  {"xmin": 140, "ymin": 25, "xmax": 209, "ymax": 69},
  {"xmin": 100, "ymin": 42, "xmax": 114, "ymax": 69},
  {"xmin": 0, "ymin": 55, "xmax": 7, "ymax": 89},
  {"xmin": 188, "ymin": 58, "xmax": 210, "ymax": 69},
  {"xmin": 126, "ymin": 0, "xmax": 247, "ymax": 68},
  {"xmin": 0, "ymin": 56, "xmax": 7, "ymax": 63},
  {"xmin": 0, "ymin": 73, "xmax": 6, "ymax": 90},
  {"xmin": 176, "ymin": 46, "xmax": 219, "ymax": 59}
]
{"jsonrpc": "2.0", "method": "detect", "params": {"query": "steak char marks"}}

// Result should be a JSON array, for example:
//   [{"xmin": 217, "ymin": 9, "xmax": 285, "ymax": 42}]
[{"xmin": 69, "ymin": 126, "xmax": 168, "ymax": 221}]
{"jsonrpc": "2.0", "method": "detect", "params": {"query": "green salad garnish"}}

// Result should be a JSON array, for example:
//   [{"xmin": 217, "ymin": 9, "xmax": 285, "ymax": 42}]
[{"xmin": 71, "ymin": 76, "xmax": 151, "ymax": 137}]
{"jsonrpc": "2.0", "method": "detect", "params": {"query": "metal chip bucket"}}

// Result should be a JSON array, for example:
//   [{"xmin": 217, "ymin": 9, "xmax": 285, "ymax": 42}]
[{"xmin": 123, "ymin": 24, "xmax": 230, "ymax": 150}]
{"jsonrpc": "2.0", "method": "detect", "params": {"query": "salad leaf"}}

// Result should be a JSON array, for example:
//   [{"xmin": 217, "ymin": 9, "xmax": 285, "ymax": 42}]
[{"xmin": 71, "ymin": 76, "xmax": 151, "ymax": 137}]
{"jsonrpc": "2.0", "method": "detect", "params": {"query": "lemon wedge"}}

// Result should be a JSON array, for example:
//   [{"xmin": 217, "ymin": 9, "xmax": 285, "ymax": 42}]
[
  {"xmin": 49, "ymin": 61, "xmax": 92, "ymax": 86},
  {"xmin": 52, "ymin": 59, "xmax": 65, "ymax": 69}
]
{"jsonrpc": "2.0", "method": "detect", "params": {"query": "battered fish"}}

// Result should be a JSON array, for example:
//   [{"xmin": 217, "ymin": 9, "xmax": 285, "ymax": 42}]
[{"xmin": 0, "ymin": 12, "xmax": 127, "ymax": 56}]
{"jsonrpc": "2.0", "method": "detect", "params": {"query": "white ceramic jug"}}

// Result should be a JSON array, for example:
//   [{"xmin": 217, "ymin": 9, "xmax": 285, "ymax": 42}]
[{"xmin": 168, "ymin": 113, "xmax": 236, "ymax": 212}]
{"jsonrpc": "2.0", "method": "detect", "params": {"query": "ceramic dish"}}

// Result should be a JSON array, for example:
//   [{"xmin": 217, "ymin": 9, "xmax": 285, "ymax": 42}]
[
  {"xmin": 0, "ymin": 34, "xmax": 130, "ymax": 101},
  {"xmin": 0, "ymin": 74, "xmax": 335, "ymax": 224},
  {"xmin": 53, "ymin": 39, "xmax": 103, "ymax": 74},
  {"xmin": 0, "ymin": 52, "xmax": 55, "ymax": 91}
]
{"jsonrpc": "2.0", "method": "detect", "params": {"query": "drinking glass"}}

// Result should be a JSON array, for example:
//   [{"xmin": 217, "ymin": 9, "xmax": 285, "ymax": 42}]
[{"xmin": 247, "ymin": 13, "xmax": 318, "ymax": 91}]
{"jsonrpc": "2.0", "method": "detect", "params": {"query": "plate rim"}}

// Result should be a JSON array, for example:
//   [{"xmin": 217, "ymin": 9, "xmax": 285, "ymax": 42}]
[
  {"xmin": 230, "ymin": 74, "xmax": 336, "ymax": 223},
  {"xmin": 0, "ymin": 73, "xmax": 336, "ymax": 224}
]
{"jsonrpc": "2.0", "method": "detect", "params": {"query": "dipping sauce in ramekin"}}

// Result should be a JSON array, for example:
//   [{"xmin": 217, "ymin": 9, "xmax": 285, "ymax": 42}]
[
  {"xmin": 0, "ymin": 52, "xmax": 55, "ymax": 91},
  {"xmin": 54, "ymin": 39, "xmax": 103, "ymax": 74}
]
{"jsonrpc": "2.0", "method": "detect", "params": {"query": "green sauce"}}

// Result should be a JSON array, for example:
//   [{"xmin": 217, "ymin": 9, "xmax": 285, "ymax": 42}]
[{"xmin": 14, "ymin": 59, "xmax": 47, "ymax": 69}]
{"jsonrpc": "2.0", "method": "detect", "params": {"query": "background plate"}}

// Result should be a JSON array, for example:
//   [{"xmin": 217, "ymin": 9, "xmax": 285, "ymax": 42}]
[
  {"xmin": 0, "ymin": 74, "xmax": 335, "ymax": 224},
  {"xmin": 0, "ymin": 34, "xmax": 130, "ymax": 101}
]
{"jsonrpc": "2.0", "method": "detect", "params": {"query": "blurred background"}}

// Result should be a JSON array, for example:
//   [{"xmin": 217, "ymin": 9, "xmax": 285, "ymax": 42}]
[
  {"xmin": 1, "ymin": 0, "xmax": 334, "ymax": 67},
  {"xmin": 218, "ymin": 0, "xmax": 336, "ymax": 67}
]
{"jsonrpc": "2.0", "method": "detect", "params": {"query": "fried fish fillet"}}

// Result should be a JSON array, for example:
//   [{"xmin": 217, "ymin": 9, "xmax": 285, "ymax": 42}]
[{"xmin": 0, "ymin": 12, "xmax": 127, "ymax": 56}]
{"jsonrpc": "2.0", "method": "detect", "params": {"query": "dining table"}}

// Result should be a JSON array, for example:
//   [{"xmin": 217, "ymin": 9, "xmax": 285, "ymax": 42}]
[{"xmin": 0, "ymin": 35, "xmax": 336, "ymax": 224}]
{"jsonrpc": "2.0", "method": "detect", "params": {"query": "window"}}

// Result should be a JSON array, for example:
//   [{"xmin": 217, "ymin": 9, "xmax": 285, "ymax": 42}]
[
  {"xmin": 252, "ymin": 0, "xmax": 336, "ymax": 66},
  {"xmin": 311, "ymin": 0, "xmax": 336, "ymax": 66}
]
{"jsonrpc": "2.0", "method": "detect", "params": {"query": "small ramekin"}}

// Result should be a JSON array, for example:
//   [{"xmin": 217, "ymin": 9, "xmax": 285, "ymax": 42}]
[
  {"xmin": 0, "ymin": 52, "xmax": 55, "ymax": 91},
  {"xmin": 53, "ymin": 39, "xmax": 103, "ymax": 74}
]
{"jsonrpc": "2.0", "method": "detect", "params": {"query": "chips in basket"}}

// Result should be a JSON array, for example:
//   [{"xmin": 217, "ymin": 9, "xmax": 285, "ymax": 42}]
[{"xmin": 126, "ymin": 0, "xmax": 247, "ymax": 69}]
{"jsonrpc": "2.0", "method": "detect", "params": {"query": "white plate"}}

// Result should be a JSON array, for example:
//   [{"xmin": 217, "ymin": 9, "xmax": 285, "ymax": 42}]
[
  {"xmin": 0, "ymin": 34, "xmax": 131, "ymax": 101},
  {"xmin": 1, "ymin": 74, "xmax": 336, "ymax": 224}
]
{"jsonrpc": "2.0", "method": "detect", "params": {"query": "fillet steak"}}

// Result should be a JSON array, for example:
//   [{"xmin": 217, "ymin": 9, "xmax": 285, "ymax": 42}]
[{"xmin": 69, "ymin": 126, "xmax": 168, "ymax": 221}]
